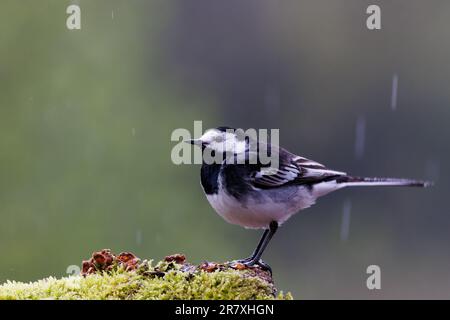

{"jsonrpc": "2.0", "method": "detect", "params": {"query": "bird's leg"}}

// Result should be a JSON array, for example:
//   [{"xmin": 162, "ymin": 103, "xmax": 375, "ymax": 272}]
[
  {"xmin": 242, "ymin": 221, "xmax": 278, "ymax": 269},
  {"xmin": 236, "ymin": 229, "xmax": 270, "ymax": 263}
]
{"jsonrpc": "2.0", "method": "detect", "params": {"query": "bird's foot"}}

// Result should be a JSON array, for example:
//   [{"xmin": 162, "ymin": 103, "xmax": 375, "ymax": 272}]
[
  {"xmin": 251, "ymin": 259, "xmax": 272, "ymax": 275},
  {"xmin": 234, "ymin": 256, "xmax": 253, "ymax": 264},
  {"xmin": 230, "ymin": 259, "xmax": 272, "ymax": 275}
]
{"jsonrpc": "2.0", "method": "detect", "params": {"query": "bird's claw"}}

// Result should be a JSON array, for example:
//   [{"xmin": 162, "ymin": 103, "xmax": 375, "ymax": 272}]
[{"xmin": 230, "ymin": 259, "xmax": 272, "ymax": 275}]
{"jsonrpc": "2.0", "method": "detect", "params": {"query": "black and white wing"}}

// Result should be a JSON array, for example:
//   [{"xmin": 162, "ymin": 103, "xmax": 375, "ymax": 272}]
[{"xmin": 250, "ymin": 145, "xmax": 346, "ymax": 189}]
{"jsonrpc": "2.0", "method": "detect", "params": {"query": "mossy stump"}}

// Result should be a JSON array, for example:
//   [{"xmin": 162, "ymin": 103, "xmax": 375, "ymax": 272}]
[{"xmin": 0, "ymin": 249, "xmax": 292, "ymax": 300}]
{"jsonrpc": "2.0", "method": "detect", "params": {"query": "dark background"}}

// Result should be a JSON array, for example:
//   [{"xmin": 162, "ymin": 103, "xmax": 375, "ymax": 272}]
[{"xmin": 0, "ymin": 0, "xmax": 448, "ymax": 298}]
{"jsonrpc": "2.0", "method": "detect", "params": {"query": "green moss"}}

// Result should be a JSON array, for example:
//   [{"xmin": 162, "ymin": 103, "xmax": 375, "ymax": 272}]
[{"xmin": 0, "ymin": 260, "xmax": 292, "ymax": 300}]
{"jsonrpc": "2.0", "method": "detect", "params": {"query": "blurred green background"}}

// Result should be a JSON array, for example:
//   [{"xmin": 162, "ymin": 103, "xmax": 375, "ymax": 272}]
[{"xmin": 0, "ymin": 0, "xmax": 449, "ymax": 299}]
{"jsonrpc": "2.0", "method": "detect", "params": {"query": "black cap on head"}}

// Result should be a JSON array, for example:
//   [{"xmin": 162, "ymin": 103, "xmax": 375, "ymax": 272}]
[{"xmin": 215, "ymin": 126, "xmax": 236, "ymax": 132}]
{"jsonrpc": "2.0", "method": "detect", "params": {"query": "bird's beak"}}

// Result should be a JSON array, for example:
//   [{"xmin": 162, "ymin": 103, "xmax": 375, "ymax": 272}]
[{"xmin": 185, "ymin": 139, "xmax": 203, "ymax": 146}]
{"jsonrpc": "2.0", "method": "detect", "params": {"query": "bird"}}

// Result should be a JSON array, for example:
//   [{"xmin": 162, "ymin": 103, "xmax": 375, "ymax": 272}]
[{"xmin": 187, "ymin": 126, "xmax": 431, "ymax": 273}]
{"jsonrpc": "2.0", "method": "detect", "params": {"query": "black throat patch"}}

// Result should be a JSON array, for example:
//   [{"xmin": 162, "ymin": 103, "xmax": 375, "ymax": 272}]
[{"xmin": 200, "ymin": 163, "xmax": 221, "ymax": 195}]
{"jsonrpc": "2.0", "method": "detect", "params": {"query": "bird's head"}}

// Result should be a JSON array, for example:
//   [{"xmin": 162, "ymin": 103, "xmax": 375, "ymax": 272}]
[{"xmin": 186, "ymin": 127, "xmax": 247, "ymax": 156}]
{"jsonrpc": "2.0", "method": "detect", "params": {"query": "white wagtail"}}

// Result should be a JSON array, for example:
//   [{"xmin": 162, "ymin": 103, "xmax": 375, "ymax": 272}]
[{"xmin": 188, "ymin": 127, "xmax": 430, "ymax": 272}]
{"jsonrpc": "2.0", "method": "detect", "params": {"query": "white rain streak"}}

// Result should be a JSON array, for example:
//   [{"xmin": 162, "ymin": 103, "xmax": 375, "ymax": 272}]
[
  {"xmin": 132, "ymin": 128, "xmax": 136, "ymax": 136},
  {"xmin": 340, "ymin": 200, "xmax": 352, "ymax": 242},
  {"xmin": 136, "ymin": 229, "xmax": 142, "ymax": 246},
  {"xmin": 354, "ymin": 116, "xmax": 366, "ymax": 160},
  {"xmin": 111, "ymin": 11, "xmax": 114, "ymax": 19},
  {"xmin": 391, "ymin": 74, "xmax": 398, "ymax": 110}
]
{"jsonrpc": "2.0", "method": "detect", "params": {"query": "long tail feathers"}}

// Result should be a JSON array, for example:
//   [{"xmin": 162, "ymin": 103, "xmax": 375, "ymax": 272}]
[{"xmin": 335, "ymin": 176, "xmax": 433, "ymax": 188}]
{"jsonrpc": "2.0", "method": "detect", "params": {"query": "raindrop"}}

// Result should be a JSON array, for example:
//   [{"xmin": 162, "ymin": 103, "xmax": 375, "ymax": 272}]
[
  {"xmin": 391, "ymin": 74, "xmax": 398, "ymax": 110},
  {"xmin": 111, "ymin": 10, "xmax": 114, "ymax": 19},
  {"xmin": 131, "ymin": 128, "xmax": 136, "ymax": 136},
  {"xmin": 340, "ymin": 200, "xmax": 352, "ymax": 242},
  {"xmin": 354, "ymin": 116, "xmax": 366, "ymax": 160}
]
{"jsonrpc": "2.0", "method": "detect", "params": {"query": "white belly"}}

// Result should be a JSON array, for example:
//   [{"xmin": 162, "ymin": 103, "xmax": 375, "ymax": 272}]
[{"xmin": 206, "ymin": 185, "xmax": 317, "ymax": 229}]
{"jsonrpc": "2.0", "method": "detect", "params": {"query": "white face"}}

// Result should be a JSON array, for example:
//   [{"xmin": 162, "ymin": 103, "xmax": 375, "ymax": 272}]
[{"xmin": 199, "ymin": 129, "xmax": 247, "ymax": 154}]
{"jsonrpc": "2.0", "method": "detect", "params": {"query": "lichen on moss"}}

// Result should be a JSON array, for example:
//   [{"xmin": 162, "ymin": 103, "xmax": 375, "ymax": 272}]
[{"xmin": 0, "ymin": 250, "xmax": 292, "ymax": 300}]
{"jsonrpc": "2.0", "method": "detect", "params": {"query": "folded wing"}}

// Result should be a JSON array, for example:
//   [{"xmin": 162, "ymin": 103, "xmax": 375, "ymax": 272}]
[{"xmin": 250, "ymin": 145, "xmax": 346, "ymax": 189}]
